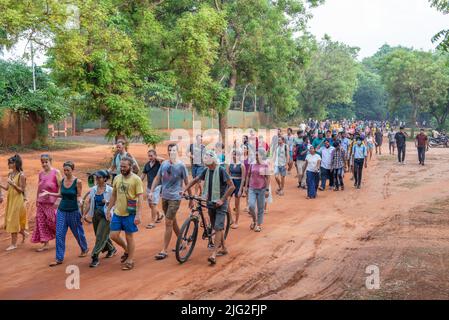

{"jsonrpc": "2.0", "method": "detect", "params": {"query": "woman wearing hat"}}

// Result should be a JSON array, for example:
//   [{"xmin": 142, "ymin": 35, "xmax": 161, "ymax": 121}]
[{"xmin": 84, "ymin": 170, "xmax": 116, "ymax": 267}]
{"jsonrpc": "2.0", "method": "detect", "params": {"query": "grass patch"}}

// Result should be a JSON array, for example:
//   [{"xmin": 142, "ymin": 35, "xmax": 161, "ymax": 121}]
[{"xmin": 0, "ymin": 139, "xmax": 98, "ymax": 154}]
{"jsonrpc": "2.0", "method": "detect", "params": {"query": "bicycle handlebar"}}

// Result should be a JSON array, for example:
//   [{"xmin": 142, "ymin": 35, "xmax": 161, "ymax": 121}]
[{"xmin": 183, "ymin": 195, "xmax": 217, "ymax": 208}]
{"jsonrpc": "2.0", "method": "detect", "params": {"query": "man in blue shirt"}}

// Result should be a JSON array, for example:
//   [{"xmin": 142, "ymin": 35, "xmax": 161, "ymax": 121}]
[{"xmin": 351, "ymin": 137, "xmax": 368, "ymax": 189}]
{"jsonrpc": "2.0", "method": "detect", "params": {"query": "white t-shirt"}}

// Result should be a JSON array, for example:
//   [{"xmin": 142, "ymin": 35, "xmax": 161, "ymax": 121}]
[{"xmin": 306, "ymin": 153, "xmax": 321, "ymax": 173}]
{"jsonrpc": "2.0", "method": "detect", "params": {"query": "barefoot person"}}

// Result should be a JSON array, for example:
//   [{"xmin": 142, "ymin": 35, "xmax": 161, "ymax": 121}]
[
  {"xmin": 227, "ymin": 149, "xmax": 245, "ymax": 229},
  {"xmin": 245, "ymin": 148, "xmax": 271, "ymax": 232},
  {"xmin": 141, "ymin": 149, "xmax": 164, "ymax": 229},
  {"xmin": 151, "ymin": 144, "xmax": 191, "ymax": 261},
  {"xmin": 42, "ymin": 161, "xmax": 89, "ymax": 266},
  {"xmin": 106, "ymin": 157, "xmax": 144, "ymax": 271},
  {"xmin": 183, "ymin": 150, "xmax": 235, "ymax": 264},
  {"xmin": 32, "ymin": 154, "xmax": 62, "ymax": 252},
  {"xmin": 85, "ymin": 170, "xmax": 116, "ymax": 268},
  {"xmin": 1, "ymin": 154, "xmax": 28, "ymax": 251}
]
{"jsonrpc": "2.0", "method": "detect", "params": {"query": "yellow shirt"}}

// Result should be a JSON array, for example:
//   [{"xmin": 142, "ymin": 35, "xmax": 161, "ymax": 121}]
[{"xmin": 113, "ymin": 173, "xmax": 144, "ymax": 217}]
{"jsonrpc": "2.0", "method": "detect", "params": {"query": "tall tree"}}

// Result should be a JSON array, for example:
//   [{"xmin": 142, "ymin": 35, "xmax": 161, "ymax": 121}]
[{"xmin": 298, "ymin": 37, "xmax": 360, "ymax": 119}]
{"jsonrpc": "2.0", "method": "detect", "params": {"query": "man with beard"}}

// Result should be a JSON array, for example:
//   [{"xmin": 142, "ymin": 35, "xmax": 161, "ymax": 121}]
[
  {"xmin": 106, "ymin": 157, "xmax": 144, "ymax": 271},
  {"xmin": 151, "ymin": 144, "xmax": 191, "ymax": 261},
  {"xmin": 183, "ymin": 150, "xmax": 235, "ymax": 265}
]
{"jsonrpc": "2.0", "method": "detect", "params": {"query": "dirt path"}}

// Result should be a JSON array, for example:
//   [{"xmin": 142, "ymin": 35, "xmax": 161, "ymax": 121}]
[{"xmin": 1, "ymin": 142, "xmax": 449, "ymax": 299}]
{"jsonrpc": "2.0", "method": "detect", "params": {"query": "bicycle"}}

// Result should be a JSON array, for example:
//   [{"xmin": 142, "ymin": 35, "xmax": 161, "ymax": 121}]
[{"xmin": 175, "ymin": 195, "xmax": 231, "ymax": 263}]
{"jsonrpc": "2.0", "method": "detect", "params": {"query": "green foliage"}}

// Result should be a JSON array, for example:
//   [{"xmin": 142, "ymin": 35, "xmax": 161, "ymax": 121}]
[
  {"xmin": 0, "ymin": 60, "xmax": 68, "ymax": 121},
  {"xmin": 430, "ymin": 1, "xmax": 449, "ymax": 51},
  {"xmin": 298, "ymin": 37, "xmax": 360, "ymax": 119},
  {"xmin": 353, "ymin": 68, "xmax": 388, "ymax": 120}
]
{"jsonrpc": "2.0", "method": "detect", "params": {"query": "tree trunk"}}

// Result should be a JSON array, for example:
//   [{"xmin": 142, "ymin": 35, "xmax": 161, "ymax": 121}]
[
  {"xmin": 241, "ymin": 83, "xmax": 250, "ymax": 111},
  {"xmin": 220, "ymin": 67, "xmax": 237, "ymax": 146},
  {"xmin": 411, "ymin": 106, "xmax": 419, "ymax": 138}
]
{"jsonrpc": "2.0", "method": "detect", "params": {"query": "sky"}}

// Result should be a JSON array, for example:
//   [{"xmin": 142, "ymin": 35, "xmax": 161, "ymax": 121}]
[
  {"xmin": 308, "ymin": 0, "xmax": 449, "ymax": 59},
  {"xmin": 2, "ymin": 0, "xmax": 449, "ymax": 64}
]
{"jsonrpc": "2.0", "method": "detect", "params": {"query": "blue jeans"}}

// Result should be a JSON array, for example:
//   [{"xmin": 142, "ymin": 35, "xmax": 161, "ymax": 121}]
[
  {"xmin": 248, "ymin": 188, "xmax": 266, "ymax": 225},
  {"xmin": 306, "ymin": 171, "xmax": 320, "ymax": 198},
  {"xmin": 56, "ymin": 210, "xmax": 88, "ymax": 262}
]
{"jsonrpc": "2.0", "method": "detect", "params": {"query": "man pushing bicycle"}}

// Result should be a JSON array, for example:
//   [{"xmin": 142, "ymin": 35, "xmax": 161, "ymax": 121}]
[{"xmin": 183, "ymin": 150, "xmax": 235, "ymax": 265}]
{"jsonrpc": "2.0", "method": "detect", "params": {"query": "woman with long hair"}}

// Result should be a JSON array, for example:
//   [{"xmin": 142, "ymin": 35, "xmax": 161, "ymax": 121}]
[
  {"xmin": 32, "ymin": 154, "xmax": 62, "ymax": 252},
  {"xmin": 1, "ymin": 154, "xmax": 28, "ymax": 251},
  {"xmin": 40, "ymin": 161, "xmax": 89, "ymax": 267}
]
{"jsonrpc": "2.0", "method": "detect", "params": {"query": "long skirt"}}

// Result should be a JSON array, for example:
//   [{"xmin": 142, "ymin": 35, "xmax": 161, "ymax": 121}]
[{"xmin": 31, "ymin": 203, "xmax": 57, "ymax": 243}]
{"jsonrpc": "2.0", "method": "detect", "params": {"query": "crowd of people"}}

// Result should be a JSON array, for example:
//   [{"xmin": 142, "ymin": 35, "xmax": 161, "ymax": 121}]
[{"xmin": 0, "ymin": 119, "xmax": 431, "ymax": 270}]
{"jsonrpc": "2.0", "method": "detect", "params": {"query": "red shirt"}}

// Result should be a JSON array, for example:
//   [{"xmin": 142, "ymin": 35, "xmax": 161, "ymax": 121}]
[{"xmin": 416, "ymin": 134, "xmax": 428, "ymax": 147}]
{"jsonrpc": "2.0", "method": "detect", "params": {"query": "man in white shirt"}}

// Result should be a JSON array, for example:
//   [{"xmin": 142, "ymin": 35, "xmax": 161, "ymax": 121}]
[{"xmin": 319, "ymin": 140, "xmax": 335, "ymax": 191}]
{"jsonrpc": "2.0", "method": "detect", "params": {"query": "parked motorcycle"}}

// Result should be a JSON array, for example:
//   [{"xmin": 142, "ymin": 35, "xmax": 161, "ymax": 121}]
[{"xmin": 429, "ymin": 134, "xmax": 449, "ymax": 148}]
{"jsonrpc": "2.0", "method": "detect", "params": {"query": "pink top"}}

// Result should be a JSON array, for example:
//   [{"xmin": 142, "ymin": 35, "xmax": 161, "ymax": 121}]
[
  {"xmin": 249, "ymin": 163, "xmax": 268, "ymax": 189},
  {"xmin": 37, "ymin": 169, "xmax": 59, "ymax": 204}
]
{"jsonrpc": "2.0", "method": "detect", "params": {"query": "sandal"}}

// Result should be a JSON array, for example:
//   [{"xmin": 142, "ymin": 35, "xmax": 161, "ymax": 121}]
[
  {"xmin": 6, "ymin": 245, "xmax": 17, "ymax": 251},
  {"xmin": 121, "ymin": 261, "xmax": 134, "ymax": 271},
  {"xmin": 120, "ymin": 252, "xmax": 129, "ymax": 263},
  {"xmin": 146, "ymin": 224, "xmax": 156, "ymax": 229},
  {"xmin": 49, "ymin": 260, "xmax": 63, "ymax": 267},
  {"xmin": 78, "ymin": 249, "xmax": 89, "ymax": 258},
  {"xmin": 155, "ymin": 252, "xmax": 168, "ymax": 260},
  {"xmin": 254, "ymin": 226, "xmax": 262, "ymax": 232},
  {"xmin": 217, "ymin": 249, "xmax": 228, "ymax": 257},
  {"xmin": 208, "ymin": 256, "xmax": 217, "ymax": 265},
  {"xmin": 250, "ymin": 222, "xmax": 256, "ymax": 230},
  {"xmin": 36, "ymin": 246, "xmax": 49, "ymax": 252}
]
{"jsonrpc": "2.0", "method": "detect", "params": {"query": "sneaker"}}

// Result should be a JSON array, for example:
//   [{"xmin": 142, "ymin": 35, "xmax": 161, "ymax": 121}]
[
  {"xmin": 105, "ymin": 248, "xmax": 117, "ymax": 258},
  {"xmin": 90, "ymin": 258, "xmax": 100, "ymax": 268}
]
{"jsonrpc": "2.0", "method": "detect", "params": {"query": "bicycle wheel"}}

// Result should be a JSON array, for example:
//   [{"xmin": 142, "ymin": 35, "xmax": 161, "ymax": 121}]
[{"xmin": 175, "ymin": 216, "xmax": 199, "ymax": 263}]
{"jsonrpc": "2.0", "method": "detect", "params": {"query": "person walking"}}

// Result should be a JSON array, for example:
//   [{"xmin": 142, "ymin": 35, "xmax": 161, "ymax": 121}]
[
  {"xmin": 388, "ymin": 128, "xmax": 396, "ymax": 155},
  {"xmin": 108, "ymin": 140, "xmax": 140, "ymax": 181},
  {"xmin": 375, "ymin": 128, "xmax": 383, "ymax": 155},
  {"xmin": 188, "ymin": 134, "xmax": 206, "ymax": 195},
  {"xmin": 84, "ymin": 170, "xmax": 116, "ymax": 268},
  {"xmin": 141, "ymin": 149, "xmax": 164, "ymax": 229},
  {"xmin": 304, "ymin": 146, "xmax": 321, "ymax": 199},
  {"xmin": 273, "ymin": 136, "xmax": 289, "ymax": 196},
  {"xmin": 244, "ymin": 148, "xmax": 271, "ymax": 232},
  {"xmin": 415, "ymin": 129, "xmax": 429, "ymax": 166},
  {"xmin": 183, "ymin": 150, "xmax": 235, "ymax": 264},
  {"xmin": 295, "ymin": 136, "xmax": 309, "ymax": 189},
  {"xmin": 395, "ymin": 127, "xmax": 408, "ymax": 165},
  {"xmin": 227, "ymin": 150, "xmax": 246, "ymax": 229},
  {"xmin": 151, "ymin": 144, "xmax": 191, "ymax": 261},
  {"xmin": 32, "ymin": 154, "xmax": 62, "ymax": 252},
  {"xmin": 318, "ymin": 140, "xmax": 334, "ymax": 191},
  {"xmin": 1, "ymin": 155, "xmax": 28, "ymax": 251},
  {"xmin": 351, "ymin": 137, "xmax": 368, "ymax": 189},
  {"xmin": 41, "ymin": 161, "xmax": 89, "ymax": 266},
  {"xmin": 106, "ymin": 157, "xmax": 144, "ymax": 271},
  {"xmin": 331, "ymin": 141, "xmax": 346, "ymax": 191}
]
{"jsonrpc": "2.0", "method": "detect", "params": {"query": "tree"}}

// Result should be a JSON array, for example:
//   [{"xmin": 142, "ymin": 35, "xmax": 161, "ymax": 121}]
[
  {"xmin": 298, "ymin": 37, "xmax": 360, "ymax": 119},
  {"xmin": 377, "ymin": 48, "xmax": 449, "ymax": 135},
  {"xmin": 430, "ymin": 0, "xmax": 449, "ymax": 51},
  {"xmin": 353, "ymin": 68, "xmax": 388, "ymax": 121}
]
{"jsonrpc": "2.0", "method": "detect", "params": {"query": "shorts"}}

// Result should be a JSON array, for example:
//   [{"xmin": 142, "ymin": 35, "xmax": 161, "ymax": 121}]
[
  {"xmin": 208, "ymin": 201, "xmax": 228, "ymax": 231},
  {"xmin": 192, "ymin": 165, "xmax": 205, "ymax": 178},
  {"xmin": 231, "ymin": 179, "xmax": 242, "ymax": 197},
  {"xmin": 274, "ymin": 166, "xmax": 287, "ymax": 177},
  {"xmin": 162, "ymin": 199, "xmax": 181, "ymax": 220},
  {"xmin": 110, "ymin": 214, "xmax": 138, "ymax": 234},
  {"xmin": 389, "ymin": 141, "xmax": 395, "ymax": 146},
  {"xmin": 147, "ymin": 185, "xmax": 161, "ymax": 205}
]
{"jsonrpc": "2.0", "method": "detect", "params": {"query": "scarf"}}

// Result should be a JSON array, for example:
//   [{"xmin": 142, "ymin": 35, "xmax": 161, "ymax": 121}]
[{"xmin": 202, "ymin": 167, "xmax": 221, "ymax": 202}]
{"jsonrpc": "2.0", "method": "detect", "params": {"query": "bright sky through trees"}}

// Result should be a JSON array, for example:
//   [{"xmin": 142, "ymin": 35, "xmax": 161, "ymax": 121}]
[{"xmin": 308, "ymin": 0, "xmax": 448, "ymax": 59}]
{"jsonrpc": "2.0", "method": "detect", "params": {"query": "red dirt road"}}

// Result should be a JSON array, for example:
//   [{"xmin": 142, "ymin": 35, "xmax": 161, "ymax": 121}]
[{"xmin": 1, "ymin": 142, "xmax": 449, "ymax": 299}]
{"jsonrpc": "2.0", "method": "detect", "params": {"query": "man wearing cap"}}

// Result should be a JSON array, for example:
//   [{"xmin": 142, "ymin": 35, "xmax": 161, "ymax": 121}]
[
  {"xmin": 183, "ymin": 150, "xmax": 235, "ymax": 265},
  {"xmin": 395, "ymin": 127, "xmax": 408, "ymax": 165}
]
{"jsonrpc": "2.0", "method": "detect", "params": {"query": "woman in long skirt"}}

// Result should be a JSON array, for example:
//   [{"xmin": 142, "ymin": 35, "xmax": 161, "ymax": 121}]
[{"xmin": 32, "ymin": 154, "xmax": 62, "ymax": 252}]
